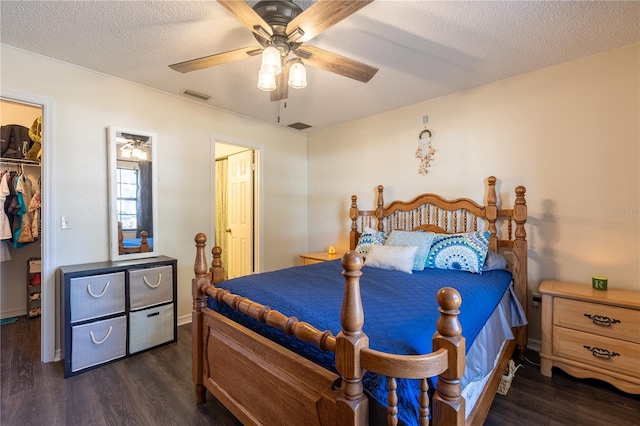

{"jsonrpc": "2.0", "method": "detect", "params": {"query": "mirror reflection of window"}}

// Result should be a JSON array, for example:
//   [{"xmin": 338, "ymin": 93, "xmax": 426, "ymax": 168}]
[{"xmin": 116, "ymin": 167, "xmax": 139, "ymax": 230}]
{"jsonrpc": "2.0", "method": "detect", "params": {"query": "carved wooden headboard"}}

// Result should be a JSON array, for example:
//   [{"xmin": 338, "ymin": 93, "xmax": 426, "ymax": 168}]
[{"xmin": 349, "ymin": 176, "xmax": 527, "ymax": 255}]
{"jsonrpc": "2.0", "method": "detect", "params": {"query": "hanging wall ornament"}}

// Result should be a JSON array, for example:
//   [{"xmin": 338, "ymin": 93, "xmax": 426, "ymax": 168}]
[{"xmin": 416, "ymin": 129, "xmax": 435, "ymax": 175}]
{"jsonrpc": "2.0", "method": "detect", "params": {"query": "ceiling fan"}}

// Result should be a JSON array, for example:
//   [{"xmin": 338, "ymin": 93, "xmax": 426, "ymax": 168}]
[{"xmin": 169, "ymin": 0, "xmax": 378, "ymax": 102}]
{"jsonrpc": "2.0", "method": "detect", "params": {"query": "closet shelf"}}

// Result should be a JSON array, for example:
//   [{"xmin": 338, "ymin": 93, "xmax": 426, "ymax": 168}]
[{"xmin": 0, "ymin": 158, "xmax": 41, "ymax": 167}]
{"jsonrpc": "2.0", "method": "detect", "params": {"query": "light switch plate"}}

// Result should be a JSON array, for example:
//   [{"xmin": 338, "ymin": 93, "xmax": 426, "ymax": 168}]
[{"xmin": 61, "ymin": 216, "xmax": 71, "ymax": 230}]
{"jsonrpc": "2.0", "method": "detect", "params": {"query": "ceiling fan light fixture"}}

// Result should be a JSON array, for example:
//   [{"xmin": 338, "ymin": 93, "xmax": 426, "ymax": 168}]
[
  {"xmin": 120, "ymin": 146, "xmax": 132, "ymax": 159},
  {"xmin": 261, "ymin": 46, "xmax": 282, "ymax": 75},
  {"xmin": 288, "ymin": 61, "xmax": 307, "ymax": 89},
  {"xmin": 257, "ymin": 69, "xmax": 277, "ymax": 91}
]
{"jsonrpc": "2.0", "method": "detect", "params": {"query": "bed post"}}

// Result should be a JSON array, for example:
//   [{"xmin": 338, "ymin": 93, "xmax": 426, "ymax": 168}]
[
  {"xmin": 335, "ymin": 251, "xmax": 369, "ymax": 425},
  {"xmin": 192, "ymin": 233, "xmax": 209, "ymax": 404},
  {"xmin": 209, "ymin": 246, "xmax": 224, "ymax": 284},
  {"xmin": 513, "ymin": 186, "xmax": 528, "ymax": 360},
  {"xmin": 139, "ymin": 231, "xmax": 150, "ymax": 252},
  {"xmin": 431, "ymin": 287, "xmax": 465, "ymax": 426},
  {"xmin": 375, "ymin": 185, "xmax": 385, "ymax": 232},
  {"xmin": 486, "ymin": 176, "xmax": 499, "ymax": 252},
  {"xmin": 350, "ymin": 195, "xmax": 360, "ymax": 250}
]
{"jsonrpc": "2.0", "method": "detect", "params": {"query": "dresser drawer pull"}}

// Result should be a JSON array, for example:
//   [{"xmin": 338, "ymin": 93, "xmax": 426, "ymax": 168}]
[
  {"xmin": 583, "ymin": 345, "xmax": 620, "ymax": 361},
  {"xmin": 90, "ymin": 326, "xmax": 113, "ymax": 345},
  {"xmin": 87, "ymin": 281, "xmax": 110, "ymax": 298},
  {"xmin": 143, "ymin": 274, "xmax": 162, "ymax": 289},
  {"xmin": 583, "ymin": 314, "xmax": 620, "ymax": 327}
]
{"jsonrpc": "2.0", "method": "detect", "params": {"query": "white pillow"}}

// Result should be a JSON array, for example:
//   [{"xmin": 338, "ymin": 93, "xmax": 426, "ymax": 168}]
[
  {"xmin": 385, "ymin": 230, "xmax": 435, "ymax": 271},
  {"xmin": 364, "ymin": 245, "xmax": 419, "ymax": 274}
]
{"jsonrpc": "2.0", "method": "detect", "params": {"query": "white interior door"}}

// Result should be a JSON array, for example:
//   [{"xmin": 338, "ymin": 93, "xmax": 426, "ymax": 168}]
[{"xmin": 227, "ymin": 150, "xmax": 253, "ymax": 278}]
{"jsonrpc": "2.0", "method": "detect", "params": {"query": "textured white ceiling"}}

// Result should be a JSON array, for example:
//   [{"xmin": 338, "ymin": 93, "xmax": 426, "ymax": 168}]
[{"xmin": 1, "ymin": 1, "xmax": 638, "ymax": 132}]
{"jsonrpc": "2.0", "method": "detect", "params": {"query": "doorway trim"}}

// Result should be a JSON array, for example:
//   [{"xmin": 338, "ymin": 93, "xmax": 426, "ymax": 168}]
[
  {"xmin": 1, "ymin": 88, "xmax": 57, "ymax": 362},
  {"xmin": 211, "ymin": 134, "xmax": 263, "ymax": 274}
]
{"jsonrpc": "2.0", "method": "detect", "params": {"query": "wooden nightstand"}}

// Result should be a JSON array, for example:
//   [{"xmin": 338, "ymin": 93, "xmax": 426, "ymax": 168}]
[
  {"xmin": 299, "ymin": 252, "xmax": 342, "ymax": 266},
  {"xmin": 539, "ymin": 279, "xmax": 640, "ymax": 394}
]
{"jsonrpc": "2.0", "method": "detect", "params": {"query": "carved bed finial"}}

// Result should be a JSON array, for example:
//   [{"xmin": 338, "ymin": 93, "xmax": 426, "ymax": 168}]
[
  {"xmin": 194, "ymin": 233, "xmax": 208, "ymax": 278},
  {"xmin": 210, "ymin": 245, "xmax": 224, "ymax": 284},
  {"xmin": 436, "ymin": 287, "xmax": 462, "ymax": 337}
]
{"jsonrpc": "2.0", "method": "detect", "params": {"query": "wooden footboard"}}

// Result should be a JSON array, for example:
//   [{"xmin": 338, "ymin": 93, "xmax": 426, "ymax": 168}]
[{"xmin": 192, "ymin": 234, "xmax": 466, "ymax": 426}]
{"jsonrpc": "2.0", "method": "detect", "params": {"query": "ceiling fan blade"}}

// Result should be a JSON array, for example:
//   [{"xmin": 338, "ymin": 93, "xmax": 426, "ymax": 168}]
[
  {"xmin": 217, "ymin": 0, "xmax": 273, "ymax": 39},
  {"xmin": 295, "ymin": 45, "xmax": 378, "ymax": 83},
  {"xmin": 169, "ymin": 46, "xmax": 262, "ymax": 73},
  {"xmin": 286, "ymin": 0, "xmax": 374, "ymax": 43},
  {"xmin": 271, "ymin": 64, "xmax": 289, "ymax": 102}
]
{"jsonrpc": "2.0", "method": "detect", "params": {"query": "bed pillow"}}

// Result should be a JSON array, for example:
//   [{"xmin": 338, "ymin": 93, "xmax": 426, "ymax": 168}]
[
  {"xmin": 364, "ymin": 245, "xmax": 418, "ymax": 274},
  {"xmin": 483, "ymin": 250, "xmax": 508, "ymax": 271},
  {"xmin": 425, "ymin": 230, "xmax": 490, "ymax": 274},
  {"xmin": 355, "ymin": 226, "xmax": 387, "ymax": 258},
  {"xmin": 384, "ymin": 230, "xmax": 435, "ymax": 271}
]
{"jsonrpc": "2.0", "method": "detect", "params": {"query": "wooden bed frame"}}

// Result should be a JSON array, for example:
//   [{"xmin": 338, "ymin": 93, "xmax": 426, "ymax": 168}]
[
  {"xmin": 117, "ymin": 221, "xmax": 149, "ymax": 255},
  {"xmin": 191, "ymin": 176, "xmax": 527, "ymax": 426}
]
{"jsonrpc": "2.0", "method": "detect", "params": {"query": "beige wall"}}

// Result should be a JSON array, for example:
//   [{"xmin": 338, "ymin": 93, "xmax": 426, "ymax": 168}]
[
  {"xmin": 1, "ymin": 46, "xmax": 308, "ymax": 352},
  {"xmin": 308, "ymin": 44, "xmax": 640, "ymax": 343}
]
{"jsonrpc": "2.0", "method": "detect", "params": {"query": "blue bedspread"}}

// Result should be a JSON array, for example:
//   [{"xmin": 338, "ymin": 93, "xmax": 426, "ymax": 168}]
[
  {"xmin": 208, "ymin": 260, "xmax": 513, "ymax": 425},
  {"xmin": 123, "ymin": 237, "xmax": 153, "ymax": 249}
]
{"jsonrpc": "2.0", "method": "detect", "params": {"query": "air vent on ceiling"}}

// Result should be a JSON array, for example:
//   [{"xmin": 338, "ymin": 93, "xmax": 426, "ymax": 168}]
[
  {"xmin": 182, "ymin": 89, "xmax": 211, "ymax": 101},
  {"xmin": 287, "ymin": 122, "xmax": 312, "ymax": 130}
]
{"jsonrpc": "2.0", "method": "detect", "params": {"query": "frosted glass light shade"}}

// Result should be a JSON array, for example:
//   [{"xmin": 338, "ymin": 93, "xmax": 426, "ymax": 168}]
[
  {"xmin": 257, "ymin": 69, "xmax": 276, "ymax": 91},
  {"xmin": 120, "ymin": 147, "xmax": 132, "ymax": 158},
  {"xmin": 260, "ymin": 46, "xmax": 281, "ymax": 75},
  {"xmin": 288, "ymin": 62, "xmax": 307, "ymax": 89}
]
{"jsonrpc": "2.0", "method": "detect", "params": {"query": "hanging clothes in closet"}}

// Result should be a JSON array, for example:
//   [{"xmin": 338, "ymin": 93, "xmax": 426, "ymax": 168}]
[
  {"xmin": 0, "ymin": 168, "xmax": 13, "ymax": 261},
  {"xmin": 0, "ymin": 163, "xmax": 40, "ymax": 256}
]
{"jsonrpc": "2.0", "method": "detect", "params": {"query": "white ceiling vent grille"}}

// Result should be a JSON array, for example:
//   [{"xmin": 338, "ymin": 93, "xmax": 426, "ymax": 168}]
[
  {"xmin": 182, "ymin": 89, "xmax": 211, "ymax": 101},
  {"xmin": 287, "ymin": 122, "xmax": 312, "ymax": 130}
]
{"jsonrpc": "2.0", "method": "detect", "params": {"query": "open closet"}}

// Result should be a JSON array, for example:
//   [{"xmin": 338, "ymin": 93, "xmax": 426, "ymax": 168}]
[{"xmin": 1, "ymin": 99, "xmax": 43, "ymax": 341}]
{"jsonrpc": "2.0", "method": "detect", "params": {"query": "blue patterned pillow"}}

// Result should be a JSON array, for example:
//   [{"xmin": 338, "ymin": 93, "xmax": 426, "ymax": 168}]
[
  {"xmin": 355, "ymin": 226, "xmax": 387, "ymax": 258},
  {"xmin": 385, "ymin": 230, "xmax": 435, "ymax": 271},
  {"xmin": 425, "ymin": 230, "xmax": 490, "ymax": 274}
]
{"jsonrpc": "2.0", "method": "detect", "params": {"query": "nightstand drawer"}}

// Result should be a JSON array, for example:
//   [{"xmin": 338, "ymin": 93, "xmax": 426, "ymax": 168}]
[
  {"xmin": 71, "ymin": 315, "xmax": 126, "ymax": 372},
  {"xmin": 129, "ymin": 265, "xmax": 174, "ymax": 310},
  {"xmin": 554, "ymin": 298, "xmax": 640, "ymax": 343},
  {"xmin": 553, "ymin": 326, "xmax": 640, "ymax": 378},
  {"xmin": 69, "ymin": 272, "xmax": 125, "ymax": 323}
]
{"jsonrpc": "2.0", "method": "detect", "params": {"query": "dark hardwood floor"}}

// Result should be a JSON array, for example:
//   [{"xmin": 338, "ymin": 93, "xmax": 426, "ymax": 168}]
[{"xmin": 2, "ymin": 317, "xmax": 638, "ymax": 425}]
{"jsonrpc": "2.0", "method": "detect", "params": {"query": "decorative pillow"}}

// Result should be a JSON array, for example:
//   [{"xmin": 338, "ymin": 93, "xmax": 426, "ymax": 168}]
[
  {"xmin": 425, "ymin": 230, "xmax": 490, "ymax": 274},
  {"xmin": 384, "ymin": 230, "xmax": 435, "ymax": 271},
  {"xmin": 364, "ymin": 245, "xmax": 419, "ymax": 274},
  {"xmin": 355, "ymin": 226, "xmax": 387, "ymax": 258},
  {"xmin": 483, "ymin": 250, "xmax": 508, "ymax": 271}
]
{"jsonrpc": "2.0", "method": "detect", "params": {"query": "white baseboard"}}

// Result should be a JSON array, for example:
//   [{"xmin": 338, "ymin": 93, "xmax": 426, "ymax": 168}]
[
  {"xmin": 1, "ymin": 308, "xmax": 26, "ymax": 320},
  {"xmin": 177, "ymin": 314, "xmax": 192, "ymax": 327},
  {"xmin": 527, "ymin": 338, "xmax": 541, "ymax": 353}
]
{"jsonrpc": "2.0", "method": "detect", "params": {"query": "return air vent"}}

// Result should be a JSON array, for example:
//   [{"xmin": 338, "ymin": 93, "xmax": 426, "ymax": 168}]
[
  {"xmin": 287, "ymin": 122, "xmax": 312, "ymax": 130},
  {"xmin": 181, "ymin": 89, "xmax": 211, "ymax": 101}
]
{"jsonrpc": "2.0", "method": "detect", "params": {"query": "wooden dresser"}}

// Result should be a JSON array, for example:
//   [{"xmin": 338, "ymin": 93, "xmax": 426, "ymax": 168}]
[
  {"xmin": 59, "ymin": 256, "xmax": 177, "ymax": 377},
  {"xmin": 539, "ymin": 280, "xmax": 640, "ymax": 394}
]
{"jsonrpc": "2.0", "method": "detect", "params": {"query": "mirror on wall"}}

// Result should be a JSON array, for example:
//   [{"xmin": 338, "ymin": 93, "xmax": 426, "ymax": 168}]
[{"xmin": 108, "ymin": 127, "xmax": 158, "ymax": 261}]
